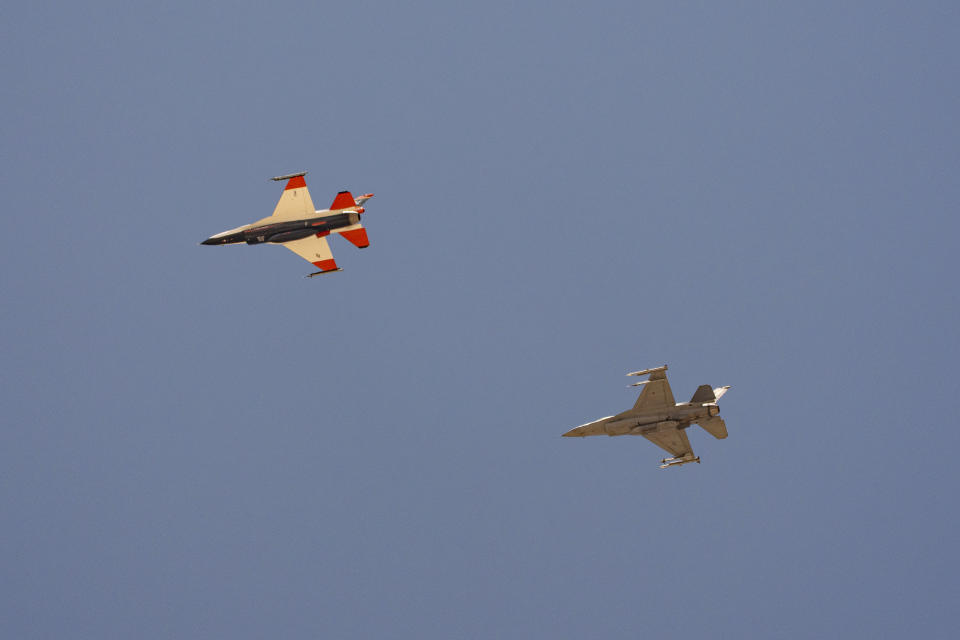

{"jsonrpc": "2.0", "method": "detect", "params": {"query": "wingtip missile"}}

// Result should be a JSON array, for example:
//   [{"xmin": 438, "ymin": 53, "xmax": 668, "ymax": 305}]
[
  {"xmin": 659, "ymin": 456, "xmax": 700, "ymax": 469},
  {"xmin": 305, "ymin": 268, "xmax": 344, "ymax": 278},
  {"xmin": 270, "ymin": 171, "xmax": 308, "ymax": 181},
  {"xmin": 626, "ymin": 365, "xmax": 668, "ymax": 377}
]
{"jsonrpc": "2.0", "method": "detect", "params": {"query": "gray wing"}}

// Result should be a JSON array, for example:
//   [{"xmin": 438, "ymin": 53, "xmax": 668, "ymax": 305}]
[
  {"xmin": 640, "ymin": 427, "xmax": 693, "ymax": 458},
  {"xmin": 632, "ymin": 370, "xmax": 676, "ymax": 410}
]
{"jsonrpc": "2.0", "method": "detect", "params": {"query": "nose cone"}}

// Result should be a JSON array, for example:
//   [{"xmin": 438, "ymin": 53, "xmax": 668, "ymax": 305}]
[{"xmin": 201, "ymin": 225, "xmax": 248, "ymax": 246}]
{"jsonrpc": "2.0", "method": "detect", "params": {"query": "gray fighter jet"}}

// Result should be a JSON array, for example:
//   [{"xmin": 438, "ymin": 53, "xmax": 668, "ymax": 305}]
[{"xmin": 563, "ymin": 365, "xmax": 730, "ymax": 468}]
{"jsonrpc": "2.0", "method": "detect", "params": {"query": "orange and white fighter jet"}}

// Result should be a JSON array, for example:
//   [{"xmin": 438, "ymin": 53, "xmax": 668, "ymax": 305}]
[{"xmin": 201, "ymin": 172, "xmax": 373, "ymax": 277}]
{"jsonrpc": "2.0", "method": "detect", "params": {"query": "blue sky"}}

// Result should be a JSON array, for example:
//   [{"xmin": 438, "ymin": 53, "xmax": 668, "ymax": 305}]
[{"xmin": 3, "ymin": 1, "xmax": 959, "ymax": 637}]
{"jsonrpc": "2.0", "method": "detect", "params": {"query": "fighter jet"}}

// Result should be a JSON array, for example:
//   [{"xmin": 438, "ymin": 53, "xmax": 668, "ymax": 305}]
[
  {"xmin": 563, "ymin": 365, "xmax": 730, "ymax": 468},
  {"xmin": 201, "ymin": 172, "xmax": 373, "ymax": 277}
]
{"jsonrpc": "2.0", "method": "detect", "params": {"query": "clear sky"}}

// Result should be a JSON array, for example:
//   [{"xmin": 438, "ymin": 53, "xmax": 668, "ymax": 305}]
[{"xmin": 3, "ymin": 1, "xmax": 959, "ymax": 637}]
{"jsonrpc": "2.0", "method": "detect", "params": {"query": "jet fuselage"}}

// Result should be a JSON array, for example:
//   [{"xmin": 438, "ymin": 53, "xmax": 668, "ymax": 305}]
[
  {"xmin": 603, "ymin": 402, "xmax": 721, "ymax": 437},
  {"xmin": 201, "ymin": 212, "xmax": 358, "ymax": 246}
]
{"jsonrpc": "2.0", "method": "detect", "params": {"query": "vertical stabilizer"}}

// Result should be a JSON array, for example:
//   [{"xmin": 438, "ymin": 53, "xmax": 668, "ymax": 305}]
[
  {"xmin": 689, "ymin": 385, "xmax": 716, "ymax": 403},
  {"xmin": 329, "ymin": 191, "xmax": 357, "ymax": 210}
]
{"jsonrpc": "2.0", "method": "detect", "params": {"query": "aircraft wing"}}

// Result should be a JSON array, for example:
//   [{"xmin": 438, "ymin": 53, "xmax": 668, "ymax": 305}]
[
  {"xmin": 280, "ymin": 234, "xmax": 339, "ymax": 273},
  {"xmin": 640, "ymin": 427, "xmax": 693, "ymax": 459},
  {"xmin": 632, "ymin": 369, "xmax": 675, "ymax": 410},
  {"xmin": 271, "ymin": 175, "xmax": 317, "ymax": 219}
]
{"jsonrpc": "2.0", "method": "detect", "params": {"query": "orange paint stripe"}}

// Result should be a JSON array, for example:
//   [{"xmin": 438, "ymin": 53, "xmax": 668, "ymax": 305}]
[
  {"xmin": 285, "ymin": 176, "xmax": 307, "ymax": 190},
  {"xmin": 329, "ymin": 191, "xmax": 356, "ymax": 209},
  {"xmin": 339, "ymin": 228, "xmax": 369, "ymax": 248},
  {"xmin": 312, "ymin": 259, "xmax": 338, "ymax": 271}
]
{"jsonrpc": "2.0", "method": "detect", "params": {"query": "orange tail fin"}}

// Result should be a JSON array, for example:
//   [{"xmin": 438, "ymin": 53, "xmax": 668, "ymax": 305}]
[
  {"xmin": 329, "ymin": 191, "xmax": 356, "ymax": 210},
  {"xmin": 338, "ymin": 227, "xmax": 369, "ymax": 248}
]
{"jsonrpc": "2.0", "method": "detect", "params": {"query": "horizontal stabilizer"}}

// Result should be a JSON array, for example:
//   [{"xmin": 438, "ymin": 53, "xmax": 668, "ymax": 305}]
[
  {"xmin": 698, "ymin": 417, "xmax": 728, "ymax": 439},
  {"xmin": 337, "ymin": 225, "xmax": 370, "ymax": 248}
]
